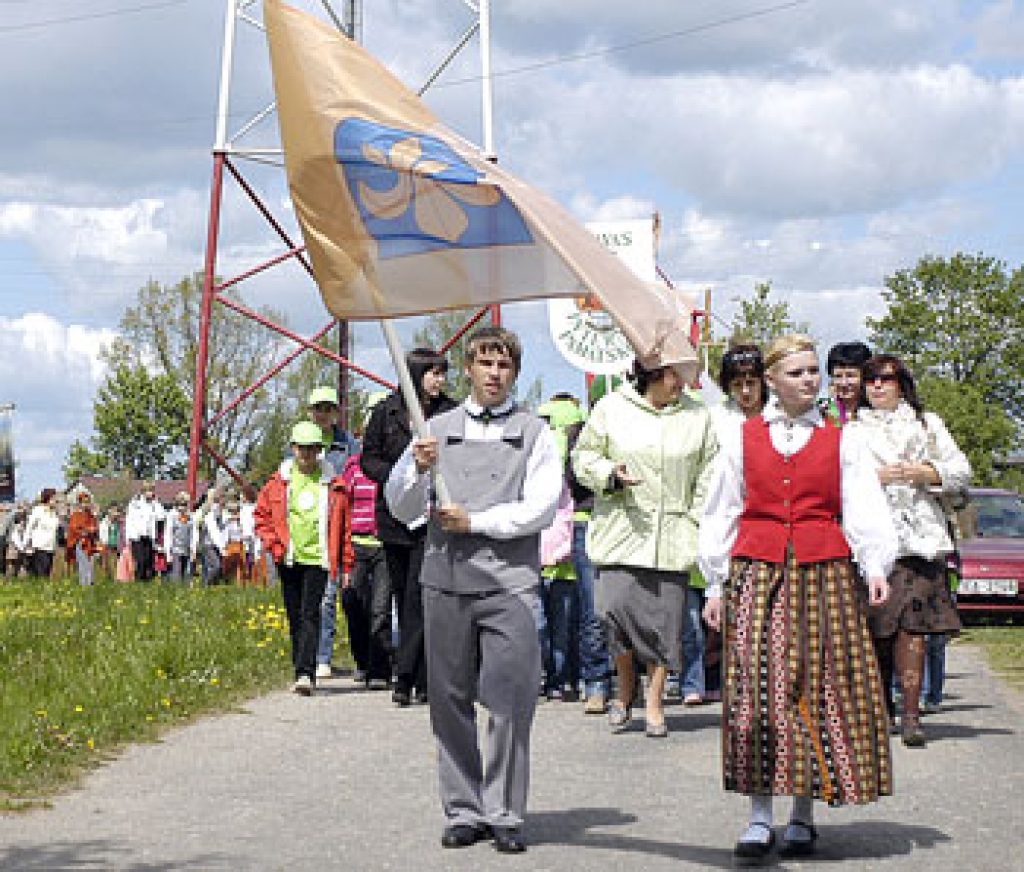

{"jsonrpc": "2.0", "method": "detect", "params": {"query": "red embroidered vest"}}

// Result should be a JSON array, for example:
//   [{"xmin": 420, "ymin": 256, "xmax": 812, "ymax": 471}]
[{"xmin": 733, "ymin": 416, "xmax": 850, "ymax": 564}]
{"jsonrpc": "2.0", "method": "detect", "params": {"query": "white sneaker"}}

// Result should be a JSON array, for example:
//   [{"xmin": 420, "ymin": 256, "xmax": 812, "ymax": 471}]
[
  {"xmin": 293, "ymin": 675, "xmax": 314, "ymax": 696},
  {"xmin": 315, "ymin": 663, "xmax": 333, "ymax": 680}
]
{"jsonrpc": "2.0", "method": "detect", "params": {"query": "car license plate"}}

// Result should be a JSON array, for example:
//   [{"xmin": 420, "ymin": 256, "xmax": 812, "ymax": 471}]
[{"xmin": 959, "ymin": 578, "xmax": 1019, "ymax": 596}]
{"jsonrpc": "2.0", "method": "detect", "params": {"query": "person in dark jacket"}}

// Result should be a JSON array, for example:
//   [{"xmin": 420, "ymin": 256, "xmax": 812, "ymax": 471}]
[{"xmin": 360, "ymin": 347, "xmax": 458, "ymax": 706}]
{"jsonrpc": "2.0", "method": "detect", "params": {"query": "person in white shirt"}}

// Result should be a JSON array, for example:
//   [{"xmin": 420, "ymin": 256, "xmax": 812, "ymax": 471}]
[
  {"xmin": 699, "ymin": 334, "xmax": 897, "ymax": 862},
  {"xmin": 25, "ymin": 488, "xmax": 61, "ymax": 578},
  {"xmin": 386, "ymin": 327, "xmax": 561, "ymax": 855},
  {"xmin": 125, "ymin": 482, "xmax": 165, "ymax": 581}
]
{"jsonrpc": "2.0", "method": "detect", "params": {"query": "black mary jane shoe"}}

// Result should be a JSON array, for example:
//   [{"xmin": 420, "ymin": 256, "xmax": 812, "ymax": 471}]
[
  {"xmin": 493, "ymin": 827, "xmax": 528, "ymax": 854},
  {"xmin": 734, "ymin": 823, "xmax": 775, "ymax": 863},
  {"xmin": 441, "ymin": 824, "xmax": 491, "ymax": 849},
  {"xmin": 779, "ymin": 821, "xmax": 819, "ymax": 858}
]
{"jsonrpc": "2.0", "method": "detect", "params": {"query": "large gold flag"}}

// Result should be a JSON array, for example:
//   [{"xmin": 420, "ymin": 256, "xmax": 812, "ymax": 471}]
[{"xmin": 264, "ymin": 0, "xmax": 695, "ymax": 371}]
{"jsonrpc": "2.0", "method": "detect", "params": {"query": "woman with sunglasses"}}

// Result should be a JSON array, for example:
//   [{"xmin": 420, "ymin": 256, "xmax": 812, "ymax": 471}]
[
  {"xmin": 699, "ymin": 334, "xmax": 897, "ymax": 861},
  {"xmin": 848, "ymin": 355, "xmax": 970, "ymax": 747}
]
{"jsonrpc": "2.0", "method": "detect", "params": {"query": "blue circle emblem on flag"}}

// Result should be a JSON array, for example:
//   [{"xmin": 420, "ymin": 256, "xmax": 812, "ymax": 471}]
[{"xmin": 334, "ymin": 118, "xmax": 532, "ymax": 259}]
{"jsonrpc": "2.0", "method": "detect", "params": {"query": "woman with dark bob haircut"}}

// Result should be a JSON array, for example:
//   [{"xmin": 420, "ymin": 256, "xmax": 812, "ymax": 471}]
[
  {"xmin": 715, "ymin": 344, "xmax": 768, "ymax": 431},
  {"xmin": 848, "ymin": 354, "xmax": 970, "ymax": 748},
  {"xmin": 822, "ymin": 341, "xmax": 872, "ymax": 426}
]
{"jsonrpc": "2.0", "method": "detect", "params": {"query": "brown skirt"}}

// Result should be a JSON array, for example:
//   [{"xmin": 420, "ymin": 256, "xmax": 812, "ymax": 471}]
[
  {"xmin": 722, "ymin": 555, "xmax": 892, "ymax": 806},
  {"xmin": 869, "ymin": 556, "xmax": 962, "ymax": 639}
]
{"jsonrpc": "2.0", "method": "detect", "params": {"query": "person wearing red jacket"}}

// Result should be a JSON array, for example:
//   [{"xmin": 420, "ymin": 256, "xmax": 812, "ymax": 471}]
[
  {"xmin": 66, "ymin": 491, "xmax": 100, "ymax": 586},
  {"xmin": 256, "ymin": 421, "xmax": 355, "ymax": 696}
]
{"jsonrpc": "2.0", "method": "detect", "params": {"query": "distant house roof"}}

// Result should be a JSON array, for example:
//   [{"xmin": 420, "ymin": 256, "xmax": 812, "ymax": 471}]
[{"xmin": 72, "ymin": 476, "xmax": 212, "ymax": 508}]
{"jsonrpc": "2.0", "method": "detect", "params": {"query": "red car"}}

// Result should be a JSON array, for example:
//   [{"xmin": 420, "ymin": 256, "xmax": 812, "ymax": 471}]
[{"xmin": 956, "ymin": 488, "xmax": 1024, "ymax": 617}]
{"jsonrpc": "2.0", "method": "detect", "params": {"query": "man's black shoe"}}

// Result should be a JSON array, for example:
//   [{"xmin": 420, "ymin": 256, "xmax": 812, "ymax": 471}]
[
  {"xmin": 441, "ymin": 824, "xmax": 491, "ymax": 849},
  {"xmin": 392, "ymin": 687, "xmax": 411, "ymax": 707},
  {"xmin": 493, "ymin": 827, "xmax": 527, "ymax": 854}
]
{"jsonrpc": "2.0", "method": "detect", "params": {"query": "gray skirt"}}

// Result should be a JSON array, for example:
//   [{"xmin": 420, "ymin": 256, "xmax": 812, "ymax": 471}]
[{"xmin": 596, "ymin": 566, "xmax": 688, "ymax": 670}]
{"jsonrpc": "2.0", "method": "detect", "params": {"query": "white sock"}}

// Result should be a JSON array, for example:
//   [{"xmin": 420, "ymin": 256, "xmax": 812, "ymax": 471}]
[{"xmin": 739, "ymin": 795, "xmax": 774, "ymax": 844}]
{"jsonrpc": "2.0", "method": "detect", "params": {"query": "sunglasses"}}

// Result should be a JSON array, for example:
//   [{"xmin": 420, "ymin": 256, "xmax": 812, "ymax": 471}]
[{"xmin": 866, "ymin": 372, "xmax": 898, "ymax": 385}]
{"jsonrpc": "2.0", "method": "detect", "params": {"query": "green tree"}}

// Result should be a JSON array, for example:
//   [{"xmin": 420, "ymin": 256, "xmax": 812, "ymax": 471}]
[
  {"xmin": 94, "ymin": 274, "xmax": 365, "ymax": 486},
  {"xmin": 706, "ymin": 281, "xmax": 810, "ymax": 376},
  {"xmin": 917, "ymin": 377, "xmax": 1018, "ymax": 486},
  {"xmin": 64, "ymin": 365, "xmax": 189, "ymax": 483},
  {"xmin": 63, "ymin": 441, "xmax": 108, "ymax": 484},
  {"xmin": 731, "ymin": 281, "xmax": 811, "ymax": 346},
  {"xmin": 867, "ymin": 253, "xmax": 1023, "ymax": 486}
]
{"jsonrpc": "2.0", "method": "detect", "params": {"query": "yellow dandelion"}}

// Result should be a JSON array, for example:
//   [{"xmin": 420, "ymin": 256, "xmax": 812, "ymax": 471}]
[
  {"xmin": 74, "ymin": 705, "xmax": 84, "ymax": 713},
  {"xmin": 161, "ymin": 698, "xmax": 171, "ymax": 707},
  {"xmin": 87, "ymin": 738, "xmax": 95, "ymax": 749},
  {"xmin": 210, "ymin": 677, "xmax": 220, "ymax": 685},
  {"xmin": 34, "ymin": 709, "xmax": 47, "ymax": 717},
  {"xmin": 146, "ymin": 715, "xmax": 154, "ymax": 721}
]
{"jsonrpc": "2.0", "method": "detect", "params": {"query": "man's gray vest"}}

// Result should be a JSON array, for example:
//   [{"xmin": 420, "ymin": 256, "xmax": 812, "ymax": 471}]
[{"xmin": 420, "ymin": 405, "xmax": 545, "ymax": 595}]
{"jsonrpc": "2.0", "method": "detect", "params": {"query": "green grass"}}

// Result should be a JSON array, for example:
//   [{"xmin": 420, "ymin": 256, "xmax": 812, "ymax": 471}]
[
  {"xmin": 960, "ymin": 624, "xmax": 1024, "ymax": 690},
  {"xmin": 0, "ymin": 578, "xmax": 340, "ymax": 810}
]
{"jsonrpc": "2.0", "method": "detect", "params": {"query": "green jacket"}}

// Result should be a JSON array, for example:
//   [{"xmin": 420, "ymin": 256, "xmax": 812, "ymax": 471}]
[{"xmin": 571, "ymin": 384, "xmax": 718, "ymax": 572}]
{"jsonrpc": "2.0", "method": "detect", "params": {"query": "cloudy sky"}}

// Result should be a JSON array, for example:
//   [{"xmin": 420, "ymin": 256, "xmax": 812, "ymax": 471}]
[{"xmin": 3, "ymin": 0, "xmax": 1024, "ymax": 500}]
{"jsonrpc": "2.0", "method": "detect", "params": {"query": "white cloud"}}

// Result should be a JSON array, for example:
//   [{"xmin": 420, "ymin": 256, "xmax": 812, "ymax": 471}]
[
  {"xmin": 0, "ymin": 314, "xmax": 117, "ymax": 499},
  {"xmin": 500, "ymin": 62, "xmax": 1024, "ymax": 219}
]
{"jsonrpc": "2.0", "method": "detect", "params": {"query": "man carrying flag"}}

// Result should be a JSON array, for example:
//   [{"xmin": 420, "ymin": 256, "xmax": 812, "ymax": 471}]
[{"xmin": 385, "ymin": 326, "xmax": 562, "ymax": 853}]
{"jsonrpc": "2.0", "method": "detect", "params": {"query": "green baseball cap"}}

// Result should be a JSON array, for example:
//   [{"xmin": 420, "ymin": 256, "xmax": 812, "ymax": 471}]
[
  {"xmin": 308, "ymin": 386, "xmax": 339, "ymax": 407},
  {"xmin": 290, "ymin": 420, "xmax": 325, "ymax": 446}
]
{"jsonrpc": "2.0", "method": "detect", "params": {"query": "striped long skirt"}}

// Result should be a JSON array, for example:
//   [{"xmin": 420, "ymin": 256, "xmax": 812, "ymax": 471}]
[{"xmin": 721, "ymin": 555, "xmax": 892, "ymax": 806}]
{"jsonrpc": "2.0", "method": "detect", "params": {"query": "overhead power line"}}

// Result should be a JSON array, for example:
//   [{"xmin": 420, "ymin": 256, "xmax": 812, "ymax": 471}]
[
  {"xmin": 0, "ymin": 0, "xmax": 187, "ymax": 34},
  {"xmin": 435, "ymin": 0, "xmax": 813, "ymax": 89}
]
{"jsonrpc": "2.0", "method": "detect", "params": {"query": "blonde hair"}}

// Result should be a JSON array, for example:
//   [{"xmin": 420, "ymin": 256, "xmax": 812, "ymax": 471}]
[{"xmin": 765, "ymin": 333, "xmax": 817, "ymax": 370}]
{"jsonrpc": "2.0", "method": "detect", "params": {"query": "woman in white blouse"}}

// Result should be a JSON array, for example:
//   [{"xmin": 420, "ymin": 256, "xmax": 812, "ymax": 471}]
[
  {"xmin": 847, "ymin": 354, "xmax": 970, "ymax": 748},
  {"xmin": 699, "ymin": 334, "xmax": 897, "ymax": 862},
  {"xmin": 24, "ymin": 488, "xmax": 61, "ymax": 578}
]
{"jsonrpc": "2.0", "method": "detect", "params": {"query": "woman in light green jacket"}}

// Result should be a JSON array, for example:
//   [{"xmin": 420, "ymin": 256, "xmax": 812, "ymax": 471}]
[{"xmin": 572, "ymin": 359, "xmax": 718, "ymax": 737}]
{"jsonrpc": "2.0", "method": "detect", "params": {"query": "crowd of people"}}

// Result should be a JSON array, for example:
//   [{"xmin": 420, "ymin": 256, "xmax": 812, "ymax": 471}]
[
  {"xmin": 0, "ymin": 324, "xmax": 974, "ymax": 861},
  {"xmin": 0, "ymin": 481, "xmax": 267, "ymax": 587}
]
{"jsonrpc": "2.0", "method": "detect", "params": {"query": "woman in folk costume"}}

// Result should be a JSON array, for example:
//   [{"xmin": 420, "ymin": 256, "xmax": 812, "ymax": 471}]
[{"xmin": 699, "ymin": 334, "xmax": 898, "ymax": 862}]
